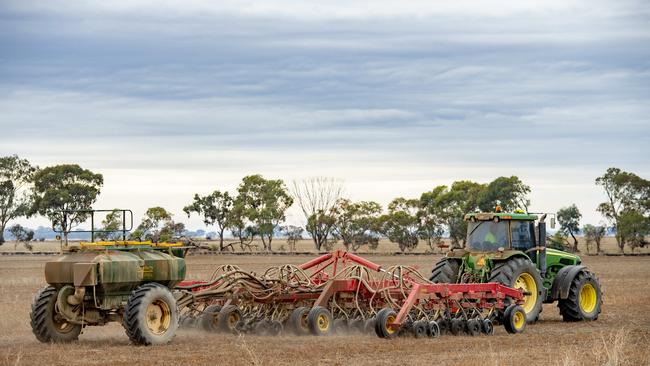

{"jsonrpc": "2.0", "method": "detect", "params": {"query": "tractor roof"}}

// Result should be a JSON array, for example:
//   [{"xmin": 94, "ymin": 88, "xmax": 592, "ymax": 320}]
[{"xmin": 464, "ymin": 212, "xmax": 538, "ymax": 221}]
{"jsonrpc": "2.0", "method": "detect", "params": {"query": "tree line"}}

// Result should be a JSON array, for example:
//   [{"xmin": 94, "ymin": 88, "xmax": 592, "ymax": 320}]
[{"xmin": 1, "ymin": 154, "xmax": 648, "ymax": 253}]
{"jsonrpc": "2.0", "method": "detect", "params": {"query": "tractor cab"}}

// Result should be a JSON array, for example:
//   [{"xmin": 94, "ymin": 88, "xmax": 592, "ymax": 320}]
[{"xmin": 465, "ymin": 211, "xmax": 539, "ymax": 253}]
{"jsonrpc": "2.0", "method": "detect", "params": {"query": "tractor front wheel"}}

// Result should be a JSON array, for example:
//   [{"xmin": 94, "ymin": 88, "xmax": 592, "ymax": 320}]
[
  {"xmin": 558, "ymin": 270, "xmax": 602, "ymax": 321},
  {"xmin": 30, "ymin": 286, "xmax": 82, "ymax": 343}
]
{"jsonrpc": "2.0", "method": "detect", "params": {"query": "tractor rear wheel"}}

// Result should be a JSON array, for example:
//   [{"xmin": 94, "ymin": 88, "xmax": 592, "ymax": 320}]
[
  {"xmin": 429, "ymin": 258, "xmax": 460, "ymax": 283},
  {"xmin": 558, "ymin": 270, "xmax": 602, "ymax": 321},
  {"xmin": 123, "ymin": 283, "xmax": 178, "ymax": 345},
  {"xmin": 489, "ymin": 257, "xmax": 543, "ymax": 323},
  {"xmin": 30, "ymin": 286, "xmax": 82, "ymax": 343}
]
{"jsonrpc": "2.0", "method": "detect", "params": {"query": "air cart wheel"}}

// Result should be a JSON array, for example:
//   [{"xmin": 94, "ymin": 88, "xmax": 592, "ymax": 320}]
[
  {"xmin": 30, "ymin": 286, "xmax": 82, "ymax": 343},
  {"xmin": 374, "ymin": 308, "xmax": 399, "ymax": 339},
  {"xmin": 333, "ymin": 318, "xmax": 349, "ymax": 334},
  {"xmin": 123, "ymin": 283, "xmax": 179, "ymax": 345},
  {"xmin": 503, "ymin": 304, "xmax": 527, "ymax": 334},
  {"xmin": 199, "ymin": 304, "xmax": 222, "ymax": 332},
  {"xmin": 428, "ymin": 321, "xmax": 441, "ymax": 338},
  {"xmin": 450, "ymin": 319, "xmax": 465, "ymax": 335},
  {"xmin": 218, "ymin": 305, "xmax": 242, "ymax": 334},
  {"xmin": 308, "ymin": 306, "xmax": 333, "ymax": 336},
  {"xmin": 482, "ymin": 319, "xmax": 494, "ymax": 335},
  {"xmin": 412, "ymin": 321, "xmax": 428, "ymax": 338},
  {"xmin": 466, "ymin": 319, "xmax": 481, "ymax": 336},
  {"xmin": 363, "ymin": 318, "xmax": 376, "ymax": 334}
]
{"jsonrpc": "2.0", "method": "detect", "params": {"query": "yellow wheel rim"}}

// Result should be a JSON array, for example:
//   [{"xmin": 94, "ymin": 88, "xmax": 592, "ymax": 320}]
[
  {"xmin": 385, "ymin": 314, "xmax": 397, "ymax": 335},
  {"xmin": 513, "ymin": 309, "xmax": 525, "ymax": 330},
  {"xmin": 514, "ymin": 272, "xmax": 537, "ymax": 314},
  {"xmin": 146, "ymin": 299, "xmax": 172, "ymax": 335},
  {"xmin": 317, "ymin": 314, "xmax": 329, "ymax": 332},
  {"xmin": 228, "ymin": 313, "xmax": 241, "ymax": 328},
  {"xmin": 579, "ymin": 283, "xmax": 597, "ymax": 314}
]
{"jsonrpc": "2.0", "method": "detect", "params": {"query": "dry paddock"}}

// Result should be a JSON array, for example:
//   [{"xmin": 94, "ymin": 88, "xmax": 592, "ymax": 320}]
[{"xmin": 0, "ymin": 254, "xmax": 649, "ymax": 366}]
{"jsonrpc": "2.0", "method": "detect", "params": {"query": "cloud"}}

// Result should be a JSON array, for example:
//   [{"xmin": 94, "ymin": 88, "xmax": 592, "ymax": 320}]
[{"xmin": 0, "ymin": 0, "xmax": 649, "ymax": 228}]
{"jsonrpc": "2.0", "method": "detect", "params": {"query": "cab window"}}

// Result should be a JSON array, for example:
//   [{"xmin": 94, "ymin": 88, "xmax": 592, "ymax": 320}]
[{"xmin": 511, "ymin": 221, "xmax": 534, "ymax": 251}]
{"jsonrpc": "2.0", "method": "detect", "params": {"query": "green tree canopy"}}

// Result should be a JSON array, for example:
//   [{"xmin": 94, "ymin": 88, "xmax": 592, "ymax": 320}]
[
  {"xmin": 96, "ymin": 209, "xmax": 125, "ymax": 241},
  {"xmin": 237, "ymin": 174, "xmax": 293, "ymax": 251},
  {"xmin": 380, "ymin": 197, "xmax": 420, "ymax": 252},
  {"xmin": 557, "ymin": 204, "xmax": 582, "ymax": 252},
  {"xmin": 132, "ymin": 207, "xmax": 184, "ymax": 243},
  {"xmin": 331, "ymin": 198, "xmax": 382, "ymax": 252},
  {"xmin": 184, "ymin": 190, "xmax": 234, "ymax": 251},
  {"xmin": 582, "ymin": 224, "xmax": 606, "ymax": 254},
  {"xmin": 478, "ymin": 176, "xmax": 530, "ymax": 212},
  {"xmin": 596, "ymin": 167, "xmax": 650, "ymax": 252},
  {"xmin": 31, "ymin": 164, "xmax": 103, "ymax": 245},
  {"xmin": 0, "ymin": 155, "xmax": 38, "ymax": 245}
]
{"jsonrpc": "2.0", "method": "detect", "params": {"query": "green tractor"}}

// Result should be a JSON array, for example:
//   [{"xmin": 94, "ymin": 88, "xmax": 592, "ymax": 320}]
[{"xmin": 430, "ymin": 210, "xmax": 602, "ymax": 323}]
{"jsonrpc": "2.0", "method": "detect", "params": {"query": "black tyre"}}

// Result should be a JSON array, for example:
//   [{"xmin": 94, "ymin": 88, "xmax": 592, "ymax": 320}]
[
  {"xmin": 558, "ymin": 270, "xmax": 603, "ymax": 321},
  {"xmin": 123, "ymin": 283, "xmax": 179, "ymax": 345},
  {"xmin": 482, "ymin": 319, "xmax": 494, "ymax": 335},
  {"xmin": 199, "ymin": 304, "xmax": 222, "ymax": 332},
  {"xmin": 429, "ymin": 258, "xmax": 460, "ymax": 283},
  {"xmin": 450, "ymin": 319, "xmax": 464, "ymax": 335},
  {"xmin": 288, "ymin": 307, "xmax": 310, "ymax": 335},
  {"xmin": 374, "ymin": 308, "xmax": 399, "ymax": 339},
  {"xmin": 412, "ymin": 321, "xmax": 427, "ymax": 338},
  {"xmin": 503, "ymin": 304, "xmax": 526, "ymax": 334},
  {"xmin": 466, "ymin": 319, "xmax": 481, "ymax": 336},
  {"xmin": 308, "ymin": 306, "xmax": 333, "ymax": 336},
  {"xmin": 30, "ymin": 286, "xmax": 82, "ymax": 343},
  {"xmin": 218, "ymin": 305, "xmax": 242, "ymax": 333},
  {"xmin": 428, "ymin": 321, "xmax": 440, "ymax": 338},
  {"xmin": 437, "ymin": 318, "xmax": 450, "ymax": 335},
  {"xmin": 489, "ymin": 257, "xmax": 543, "ymax": 323}
]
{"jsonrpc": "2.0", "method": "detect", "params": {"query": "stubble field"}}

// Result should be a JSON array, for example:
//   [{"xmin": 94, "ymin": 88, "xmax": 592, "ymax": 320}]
[{"xmin": 1, "ymin": 253, "xmax": 649, "ymax": 366}]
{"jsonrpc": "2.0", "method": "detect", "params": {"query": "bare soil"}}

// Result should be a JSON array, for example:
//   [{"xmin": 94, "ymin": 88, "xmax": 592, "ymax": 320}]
[{"xmin": 1, "ymin": 254, "xmax": 649, "ymax": 366}]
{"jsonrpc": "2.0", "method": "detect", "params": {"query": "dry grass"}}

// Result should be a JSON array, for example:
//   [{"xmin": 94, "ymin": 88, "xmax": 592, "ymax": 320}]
[{"xmin": 0, "ymin": 254, "xmax": 649, "ymax": 365}]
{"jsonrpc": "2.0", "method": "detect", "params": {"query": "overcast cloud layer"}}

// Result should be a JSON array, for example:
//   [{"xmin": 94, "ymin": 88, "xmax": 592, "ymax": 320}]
[{"xmin": 1, "ymin": 0, "xmax": 649, "ymax": 228}]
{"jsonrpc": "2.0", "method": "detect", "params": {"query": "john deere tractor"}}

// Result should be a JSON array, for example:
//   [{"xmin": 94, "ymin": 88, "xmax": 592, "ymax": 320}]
[
  {"xmin": 430, "ymin": 210, "xmax": 602, "ymax": 323},
  {"xmin": 29, "ymin": 210, "xmax": 187, "ymax": 345}
]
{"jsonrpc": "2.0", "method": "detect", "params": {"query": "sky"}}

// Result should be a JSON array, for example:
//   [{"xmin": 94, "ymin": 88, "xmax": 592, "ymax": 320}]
[{"xmin": 1, "ymin": 0, "xmax": 649, "ymax": 230}]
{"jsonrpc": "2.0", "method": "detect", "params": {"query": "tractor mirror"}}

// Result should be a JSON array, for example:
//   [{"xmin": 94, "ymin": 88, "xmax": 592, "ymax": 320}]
[{"xmin": 550, "ymin": 217, "xmax": 556, "ymax": 229}]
